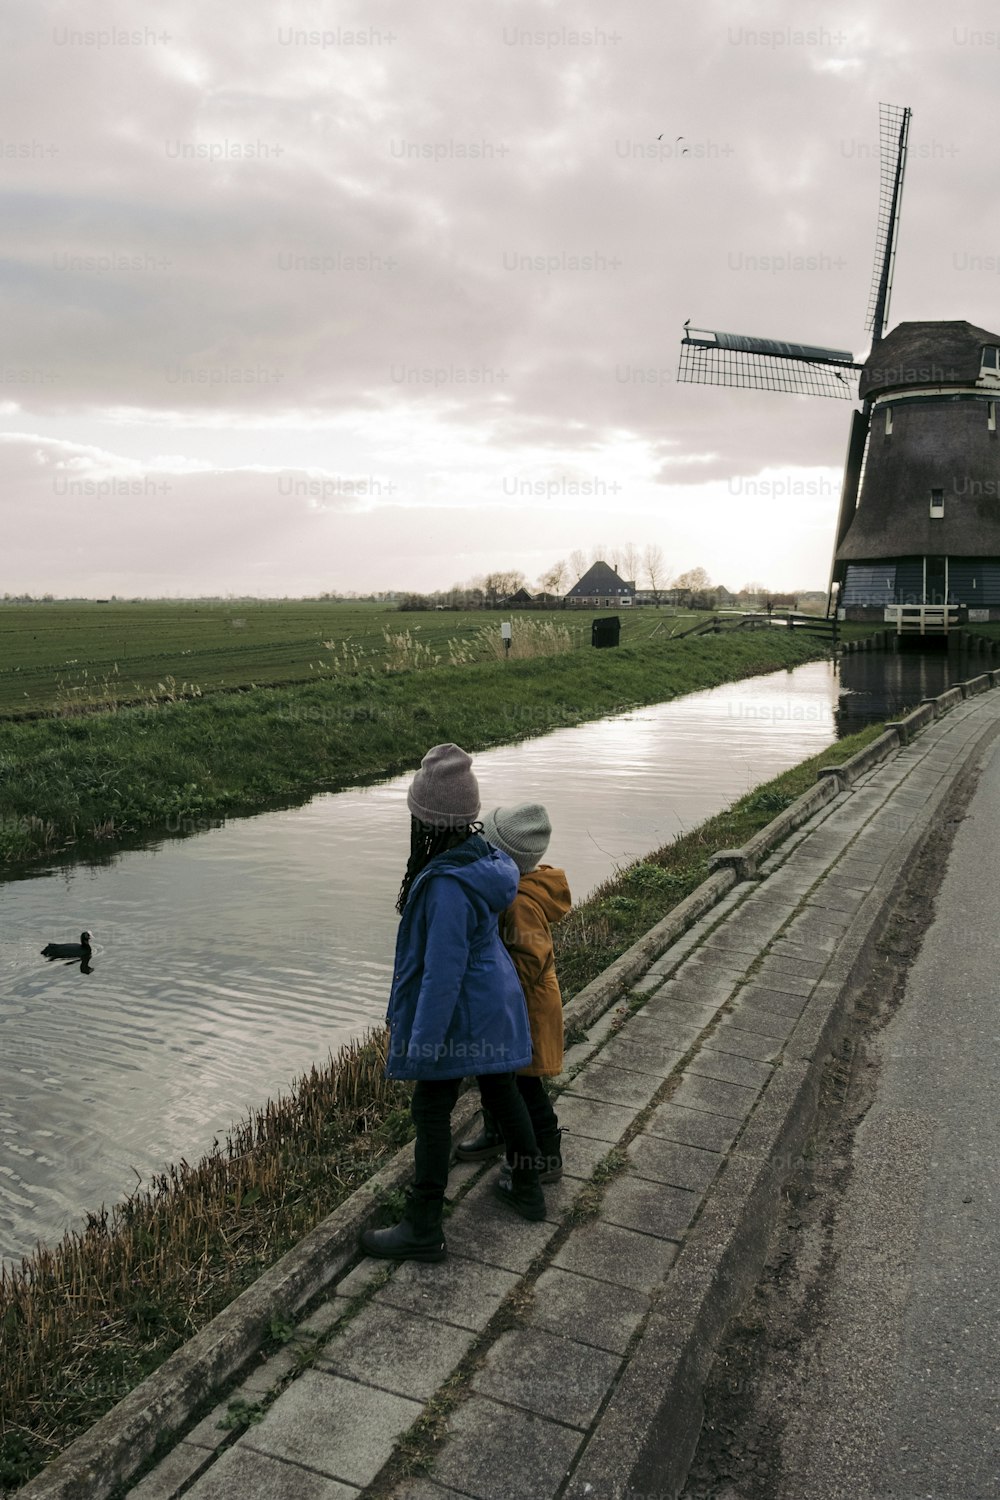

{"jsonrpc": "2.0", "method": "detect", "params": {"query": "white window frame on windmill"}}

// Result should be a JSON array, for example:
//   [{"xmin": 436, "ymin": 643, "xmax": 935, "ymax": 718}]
[
  {"xmin": 930, "ymin": 488, "xmax": 944, "ymax": 518},
  {"xmin": 980, "ymin": 346, "xmax": 1000, "ymax": 380}
]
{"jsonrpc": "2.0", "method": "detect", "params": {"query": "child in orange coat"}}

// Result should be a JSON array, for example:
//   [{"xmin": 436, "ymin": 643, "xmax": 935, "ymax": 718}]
[{"xmin": 457, "ymin": 803, "xmax": 571, "ymax": 1182}]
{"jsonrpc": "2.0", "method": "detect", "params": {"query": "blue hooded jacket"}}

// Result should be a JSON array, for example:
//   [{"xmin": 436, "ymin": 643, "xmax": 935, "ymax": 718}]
[{"xmin": 386, "ymin": 835, "xmax": 532, "ymax": 1080}]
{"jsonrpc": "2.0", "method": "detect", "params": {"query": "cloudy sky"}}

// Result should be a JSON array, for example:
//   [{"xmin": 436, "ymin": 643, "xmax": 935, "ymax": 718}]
[{"xmin": 4, "ymin": 0, "xmax": 1000, "ymax": 596}]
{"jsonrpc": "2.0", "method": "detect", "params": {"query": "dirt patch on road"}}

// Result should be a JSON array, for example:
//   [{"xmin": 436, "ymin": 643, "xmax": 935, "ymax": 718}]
[{"xmin": 680, "ymin": 750, "xmax": 988, "ymax": 1500}]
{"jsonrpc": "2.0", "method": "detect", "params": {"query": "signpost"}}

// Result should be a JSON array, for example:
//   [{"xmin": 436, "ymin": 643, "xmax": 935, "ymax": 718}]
[{"xmin": 501, "ymin": 620, "xmax": 512, "ymax": 658}]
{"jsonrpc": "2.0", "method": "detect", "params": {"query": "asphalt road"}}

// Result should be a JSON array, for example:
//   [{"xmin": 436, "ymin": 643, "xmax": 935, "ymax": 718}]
[
  {"xmin": 682, "ymin": 723, "xmax": 1000, "ymax": 1500},
  {"xmin": 778, "ymin": 731, "xmax": 1000, "ymax": 1499}
]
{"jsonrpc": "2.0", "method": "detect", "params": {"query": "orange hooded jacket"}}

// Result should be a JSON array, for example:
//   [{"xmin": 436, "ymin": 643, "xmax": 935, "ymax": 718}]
[{"xmin": 499, "ymin": 864, "xmax": 572, "ymax": 1077}]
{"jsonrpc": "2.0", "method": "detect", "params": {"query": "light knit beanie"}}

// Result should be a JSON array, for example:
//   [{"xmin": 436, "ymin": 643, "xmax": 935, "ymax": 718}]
[
  {"xmin": 407, "ymin": 743, "xmax": 481, "ymax": 828},
  {"xmin": 482, "ymin": 803, "xmax": 551, "ymax": 874}
]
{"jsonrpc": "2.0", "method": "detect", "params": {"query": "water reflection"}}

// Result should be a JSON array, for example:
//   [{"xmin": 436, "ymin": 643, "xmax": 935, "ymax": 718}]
[
  {"xmin": 834, "ymin": 647, "xmax": 958, "ymax": 737},
  {"xmin": 0, "ymin": 650, "xmax": 968, "ymax": 1261}
]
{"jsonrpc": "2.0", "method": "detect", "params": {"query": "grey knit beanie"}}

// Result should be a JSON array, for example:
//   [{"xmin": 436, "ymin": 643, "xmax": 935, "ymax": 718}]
[
  {"xmin": 482, "ymin": 802, "xmax": 551, "ymax": 874},
  {"xmin": 407, "ymin": 743, "xmax": 481, "ymax": 828}
]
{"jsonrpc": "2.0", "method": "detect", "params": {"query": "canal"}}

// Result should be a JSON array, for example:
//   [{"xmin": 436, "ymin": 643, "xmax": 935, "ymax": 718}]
[{"xmin": 0, "ymin": 648, "xmax": 963, "ymax": 1261}]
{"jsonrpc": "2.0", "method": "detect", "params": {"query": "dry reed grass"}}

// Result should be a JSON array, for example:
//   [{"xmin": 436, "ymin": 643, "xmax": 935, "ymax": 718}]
[
  {"xmin": 476, "ymin": 619, "xmax": 575, "ymax": 660},
  {"xmin": 0, "ymin": 1028, "xmax": 410, "ymax": 1486}
]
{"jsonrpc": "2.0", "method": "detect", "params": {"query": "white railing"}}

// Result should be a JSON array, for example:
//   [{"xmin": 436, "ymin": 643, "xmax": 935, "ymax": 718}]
[{"xmin": 884, "ymin": 604, "xmax": 960, "ymax": 635}]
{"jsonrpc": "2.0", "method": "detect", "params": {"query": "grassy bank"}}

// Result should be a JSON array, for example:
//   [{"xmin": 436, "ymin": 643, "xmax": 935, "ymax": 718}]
[
  {"xmin": 0, "ymin": 630, "xmax": 831, "ymax": 865},
  {"xmin": 0, "ymin": 720, "xmax": 886, "ymax": 1490},
  {"xmin": 0, "ymin": 601, "xmax": 699, "ymax": 715}
]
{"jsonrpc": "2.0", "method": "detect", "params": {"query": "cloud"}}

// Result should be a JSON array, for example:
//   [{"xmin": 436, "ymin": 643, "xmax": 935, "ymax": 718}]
[{"xmin": 2, "ymin": 0, "xmax": 996, "ymax": 592}]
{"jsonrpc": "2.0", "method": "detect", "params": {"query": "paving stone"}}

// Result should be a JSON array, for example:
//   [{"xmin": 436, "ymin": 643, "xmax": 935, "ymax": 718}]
[
  {"xmin": 804, "ymin": 884, "xmax": 867, "ymax": 915},
  {"xmin": 756, "ymin": 951, "xmax": 827, "ymax": 979},
  {"xmin": 785, "ymin": 908, "xmax": 852, "ymax": 939},
  {"xmin": 296, "ymin": 1299, "xmax": 347, "ymax": 1340},
  {"xmin": 687, "ymin": 1046, "xmax": 773, "ymax": 1090},
  {"xmin": 432, "ymin": 1395, "xmax": 583, "ymax": 1500},
  {"xmin": 184, "ymin": 1446, "xmax": 358, "ymax": 1499},
  {"xmin": 702, "ymin": 910, "xmax": 790, "ymax": 949},
  {"xmin": 317, "ymin": 1301, "xmax": 474, "ymax": 1400},
  {"xmin": 559, "ymin": 1127, "xmax": 617, "ymax": 1181},
  {"xmin": 375, "ymin": 1252, "xmax": 519, "ymax": 1332},
  {"xmin": 708, "ymin": 1020, "xmax": 784, "ymax": 1062},
  {"xmin": 724, "ymin": 1001, "xmax": 798, "ymax": 1041},
  {"xmin": 239, "ymin": 1370, "xmax": 421, "ymax": 1488},
  {"xmin": 625, "ymin": 996, "xmax": 705, "ymax": 1032},
  {"xmin": 671, "ymin": 1072, "xmax": 759, "ymax": 1121},
  {"xmin": 388, "ymin": 1481, "xmax": 469, "ymax": 1500},
  {"xmin": 555, "ymin": 1093, "xmax": 639, "ymax": 1143},
  {"xmin": 736, "ymin": 983, "xmax": 810, "ymax": 1018},
  {"xmin": 771, "ymin": 932, "xmax": 840, "ymax": 960},
  {"xmin": 631, "ymin": 996, "xmax": 718, "ymax": 1032},
  {"xmin": 238, "ymin": 1347, "xmax": 300, "ymax": 1397},
  {"xmin": 699, "ymin": 938, "xmax": 764, "ymax": 961},
  {"xmin": 128, "ymin": 1444, "xmax": 215, "ymax": 1498},
  {"xmin": 599, "ymin": 1174, "xmax": 698, "ymax": 1241},
  {"xmin": 527, "ymin": 1266, "xmax": 650, "ymax": 1353},
  {"xmin": 592, "ymin": 1035, "xmax": 685, "ymax": 1080},
  {"xmin": 647, "ymin": 968, "xmax": 742, "ymax": 1009},
  {"xmin": 627, "ymin": 1133, "xmax": 721, "ymax": 1192},
  {"xmin": 818, "ymin": 873, "xmax": 871, "ymax": 898},
  {"xmin": 644, "ymin": 1100, "xmax": 740, "ymax": 1153},
  {"xmin": 540, "ymin": 1172, "xmax": 587, "ymax": 1222},
  {"xmin": 444, "ymin": 1157, "xmax": 481, "ymax": 1188},
  {"xmin": 552, "ymin": 1219, "xmax": 678, "ymax": 1294},
  {"xmin": 668, "ymin": 959, "xmax": 749, "ymax": 999},
  {"xmin": 334, "ymin": 1259, "xmax": 390, "ymax": 1301},
  {"xmin": 565, "ymin": 1059, "xmax": 662, "ymax": 1109},
  {"xmin": 185, "ymin": 1400, "xmax": 241, "ymax": 1452},
  {"xmin": 440, "ymin": 1183, "xmax": 556, "ymax": 1273},
  {"xmin": 471, "ymin": 1327, "xmax": 621, "ymax": 1428}
]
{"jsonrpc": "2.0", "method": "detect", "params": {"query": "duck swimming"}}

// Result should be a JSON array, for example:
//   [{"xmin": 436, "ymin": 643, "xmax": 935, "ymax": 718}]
[{"xmin": 41, "ymin": 931, "xmax": 92, "ymax": 959}]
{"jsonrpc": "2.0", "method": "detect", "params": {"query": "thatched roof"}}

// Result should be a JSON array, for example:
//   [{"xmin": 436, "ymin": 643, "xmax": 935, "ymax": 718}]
[
  {"xmin": 860, "ymin": 320, "xmax": 1000, "ymax": 399},
  {"xmin": 836, "ymin": 392, "xmax": 1000, "ymax": 561}
]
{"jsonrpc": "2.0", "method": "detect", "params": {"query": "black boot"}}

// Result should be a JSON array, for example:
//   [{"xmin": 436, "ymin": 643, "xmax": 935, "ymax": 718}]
[
  {"xmin": 493, "ymin": 1159, "xmax": 546, "ymax": 1221},
  {"xmin": 360, "ymin": 1192, "xmax": 446, "ymax": 1263},
  {"xmin": 455, "ymin": 1109, "xmax": 505, "ymax": 1162},
  {"xmin": 499, "ymin": 1126, "xmax": 563, "ymax": 1186}
]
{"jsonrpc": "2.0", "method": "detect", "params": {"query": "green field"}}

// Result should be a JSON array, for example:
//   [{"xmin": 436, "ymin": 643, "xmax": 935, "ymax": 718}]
[{"xmin": 0, "ymin": 601, "xmax": 701, "ymax": 715}]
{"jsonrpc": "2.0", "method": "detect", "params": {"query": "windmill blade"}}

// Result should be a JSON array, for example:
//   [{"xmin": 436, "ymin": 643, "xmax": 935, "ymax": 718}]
[
  {"xmin": 865, "ymin": 103, "xmax": 912, "ymax": 339},
  {"xmin": 678, "ymin": 327, "xmax": 861, "ymax": 400}
]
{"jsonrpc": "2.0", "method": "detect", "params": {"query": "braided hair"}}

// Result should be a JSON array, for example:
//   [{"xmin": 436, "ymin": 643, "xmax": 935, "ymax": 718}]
[{"xmin": 396, "ymin": 818, "xmax": 482, "ymax": 914}]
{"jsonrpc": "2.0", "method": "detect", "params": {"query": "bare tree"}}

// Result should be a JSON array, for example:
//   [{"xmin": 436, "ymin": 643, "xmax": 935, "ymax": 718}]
[
  {"xmin": 643, "ymin": 543, "xmax": 668, "ymax": 607},
  {"xmin": 538, "ymin": 559, "xmax": 567, "ymax": 595},
  {"xmin": 568, "ymin": 549, "xmax": 588, "ymax": 585},
  {"xmin": 619, "ymin": 541, "xmax": 641, "ymax": 587},
  {"xmin": 481, "ymin": 570, "xmax": 525, "ymax": 606}
]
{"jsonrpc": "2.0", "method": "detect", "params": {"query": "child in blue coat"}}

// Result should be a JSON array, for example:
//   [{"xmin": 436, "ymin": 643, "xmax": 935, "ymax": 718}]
[{"xmin": 361, "ymin": 744, "xmax": 545, "ymax": 1263}]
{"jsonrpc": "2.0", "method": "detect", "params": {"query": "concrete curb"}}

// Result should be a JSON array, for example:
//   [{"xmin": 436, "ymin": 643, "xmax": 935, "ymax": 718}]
[
  {"xmin": 565, "ymin": 690, "xmax": 1000, "ymax": 1500},
  {"xmin": 16, "ymin": 675, "xmax": 996, "ymax": 1499}
]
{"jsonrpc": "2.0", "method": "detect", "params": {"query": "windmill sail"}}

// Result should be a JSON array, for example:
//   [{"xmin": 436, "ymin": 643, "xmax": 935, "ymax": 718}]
[
  {"xmin": 865, "ymin": 104, "xmax": 911, "ymax": 340},
  {"xmin": 678, "ymin": 327, "xmax": 861, "ymax": 399}
]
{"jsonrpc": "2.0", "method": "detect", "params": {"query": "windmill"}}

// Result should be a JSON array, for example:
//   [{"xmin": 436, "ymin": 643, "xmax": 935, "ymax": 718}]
[{"xmin": 678, "ymin": 104, "xmax": 1000, "ymax": 629}]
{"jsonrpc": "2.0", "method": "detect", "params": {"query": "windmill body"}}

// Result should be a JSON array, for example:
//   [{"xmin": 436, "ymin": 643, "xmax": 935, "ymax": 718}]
[
  {"xmin": 836, "ymin": 319, "xmax": 1000, "ymax": 617},
  {"xmin": 678, "ymin": 104, "xmax": 1000, "ymax": 627}
]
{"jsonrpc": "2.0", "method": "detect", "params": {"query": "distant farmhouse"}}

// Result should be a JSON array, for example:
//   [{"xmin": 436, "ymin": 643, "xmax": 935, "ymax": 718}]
[
  {"xmin": 503, "ymin": 586, "xmax": 534, "ymax": 608},
  {"xmin": 564, "ymin": 560, "xmax": 635, "ymax": 608}
]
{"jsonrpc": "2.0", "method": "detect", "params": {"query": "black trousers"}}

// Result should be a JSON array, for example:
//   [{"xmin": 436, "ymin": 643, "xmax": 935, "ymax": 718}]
[
  {"xmin": 411, "ymin": 1073, "xmax": 538, "ymax": 1204},
  {"xmin": 516, "ymin": 1074, "xmax": 559, "ymax": 1139}
]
